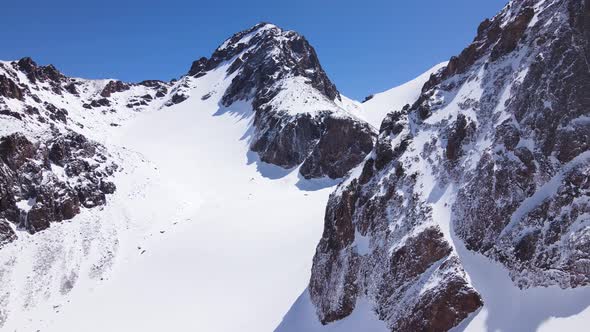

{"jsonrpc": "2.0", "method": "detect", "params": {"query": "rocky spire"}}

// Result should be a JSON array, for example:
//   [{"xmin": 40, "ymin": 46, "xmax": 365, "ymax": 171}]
[
  {"xmin": 188, "ymin": 23, "xmax": 340, "ymax": 105},
  {"xmin": 187, "ymin": 23, "xmax": 374, "ymax": 179}
]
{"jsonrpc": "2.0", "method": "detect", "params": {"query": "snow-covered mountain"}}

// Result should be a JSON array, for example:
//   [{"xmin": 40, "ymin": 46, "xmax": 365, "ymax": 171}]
[
  {"xmin": 187, "ymin": 23, "xmax": 375, "ymax": 179},
  {"xmin": 0, "ymin": 23, "xmax": 377, "ymax": 331},
  {"xmin": 0, "ymin": 22, "xmax": 377, "ymax": 243},
  {"xmin": 285, "ymin": 0, "xmax": 590, "ymax": 331},
  {"xmin": 1, "ymin": 0, "xmax": 590, "ymax": 331}
]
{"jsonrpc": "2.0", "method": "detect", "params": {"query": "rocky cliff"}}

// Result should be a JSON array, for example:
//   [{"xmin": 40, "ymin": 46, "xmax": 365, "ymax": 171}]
[
  {"xmin": 188, "ymin": 23, "xmax": 375, "ymax": 179},
  {"xmin": 0, "ymin": 58, "xmax": 169, "ymax": 247},
  {"xmin": 309, "ymin": 0, "xmax": 590, "ymax": 330},
  {"xmin": 0, "ymin": 23, "xmax": 375, "ymax": 249}
]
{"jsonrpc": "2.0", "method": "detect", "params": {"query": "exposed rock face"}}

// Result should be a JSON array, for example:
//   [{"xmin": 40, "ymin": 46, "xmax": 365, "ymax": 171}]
[
  {"xmin": 0, "ymin": 219, "xmax": 16, "ymax": 247},
  {"xmin": 100, "ymin": 80, "xmax": 131, "ymax": 97},
  {"xmin": 12, "ymin": 57, "xmax": 69, "ymax": 95},
  {"xmin": 0, "ymin": 74, "xmax": 23, "ymax": 100},
  {"xmin": 188, "ymin": 57, "xmax": 209, "ymax": 77},
  {"xmin": 250, "ymin": 111, "xmax": 322, "ymax": 168},
  {"xmin": 0, "ymin": 59, "xmax": 144, "ymax": 247},
  {"xmin": 309, "ymin": 0, "xmax": 590, "ymax": 330},
  {"xmin": 0, "ymin": 57, "xmax": 175, "ymax": 129},
  {"xmin": 218, "ymin": 24, "xmax": 339, "ymax": 105},
  {"xmin": 188, "ymin": 23, "xmax": 339, "ymax": 103},
  {"xmin": 0, "ymin": 132, "xmax": 117, "ymax": 240},
  {"xmin": 300, "ymin": 116, "xmax": 374, "ymax": 179},
  {"xmin": 167, "ymin": 93, "xmax": 189, "ymax": 106},
  {"xmin": 139, "ymin": 80, "xmax": 169, "ymax": 98},
  {"xmin": 451, "ymin": 0, "xmax": 590, "ymax": 289},
  {"xmin": 187, "ymin": 23, "xmax": 375, "ymax": 179},
  {"xmin": 17, "ymin": 57, "xmax": 65, "ymax": 84},
  {"xmin": 310, "ymin": 122, "xmax": 482, "ymax": 330}
]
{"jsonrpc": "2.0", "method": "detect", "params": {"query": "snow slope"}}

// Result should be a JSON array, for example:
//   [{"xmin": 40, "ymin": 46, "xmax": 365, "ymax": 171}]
[
  {"xmin": 275, "ymin": 288, "xmax": 388, "ymax": 332},
  {"xmin": 0, "ymin": 23, "xmax": 374, "ymax": 331},
  {"xmin": 2, "ymin": 11, "xmax": 589, "ymax": 330},
  {"xmin": 455, "ymin": 237, "xmax": 590, "ymax": 332},
  {"xmin": 427, "ymin": 182, "xmax": 590, "ymax": 332},
  {"xmin": 359, "ymin": 62, "xmax": 447, "ymax": 128},
  {"xmin": 0, "ymin": 54, "xmax": 441, "ymax": 332},
  {"xmin": 0, "ymin": 62, "xmax": 336, "ymax": 331}
]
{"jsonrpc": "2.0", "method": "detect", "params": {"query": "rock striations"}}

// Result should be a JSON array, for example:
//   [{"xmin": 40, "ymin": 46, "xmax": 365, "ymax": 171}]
[{"xmin": 308, "ymin": 0, "xmax": 590, "ymax": 331}]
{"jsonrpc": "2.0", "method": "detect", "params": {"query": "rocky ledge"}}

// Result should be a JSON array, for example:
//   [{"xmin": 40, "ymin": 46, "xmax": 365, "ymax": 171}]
[{"xmin": 0, "ymin": 132, "xmax": 117, "ymax": 246}]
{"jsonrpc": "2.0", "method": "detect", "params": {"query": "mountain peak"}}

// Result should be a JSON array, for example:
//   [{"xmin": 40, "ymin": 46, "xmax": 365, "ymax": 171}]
[
  {"xmin": 187, "ymin": 23, "xmax": 374, "ymax": 179},
  {"xmin": 216, "ymin": 22, "xmax": 283, "ymax": 52},
  {"xmin": 14, "ymin": 56, "xmax": 65, "ymax": 83},
  {"xmin": 187, "ymin": 23, "xmax": 340, "ymax": 105}
]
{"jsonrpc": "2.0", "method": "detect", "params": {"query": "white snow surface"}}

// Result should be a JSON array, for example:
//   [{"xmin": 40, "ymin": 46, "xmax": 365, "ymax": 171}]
[
  {"xmin": 452, "ymin": 239, "xmax": 590, "ymax": 332},
  {"xmin": 429, "ymin": 182, "xmax": 590, "ymax": 332},
  {"xmin": 267, "ymin": 76, "xmax": 346, "ymax": 116},
  {"xmin": 218, "ymin": 23, "xmax": 278, "ymax": 51},
  {"xmin": 275, "ymin": 288, "xmax": 388, "ymax": 332},
  {"xmin": 2, "ymin": 52, "xmax": 590, "ymax": 332},
  {"xmin": 359, "ymin": 62, "xmax": 447, "ymax": 128},
  {"xmin": 0, "ymin": 64, "xmax": 335, "ymax": 331}
]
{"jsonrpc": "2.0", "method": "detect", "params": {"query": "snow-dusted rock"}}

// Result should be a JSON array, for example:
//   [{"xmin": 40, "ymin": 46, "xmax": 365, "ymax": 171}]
[
  {"xmin": 308, "ymin": 0, "xmax": 590, "ymax": 330},
  {"xmin": 450, "ymin": 0, "xmax": 590, "ymax": 289},
  {"xmin": 0, "ymin": 132, "xmax": 117, "ymax": 237},
  {"xmin": 0, "ymin": 57, "xmax": 173, "ymax": 243},
  {"xmin": 188, "ymin": 23, "xmax": 376, "ymax": 179},
  {"xmin": 0, "ymin": 21, "xmax": 377, "ymax": 250}
]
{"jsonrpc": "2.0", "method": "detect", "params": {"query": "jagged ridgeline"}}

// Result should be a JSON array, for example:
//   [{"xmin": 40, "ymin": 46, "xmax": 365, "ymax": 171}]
[
  {"xmin": 0, "ymin": 0, "xmax": 589, "ymax": 330},
  {"xmin": 0, "ymin": 23, "xmax": 375, "ymax": 246},
  {"xmin": 309, "ymin": 0, "xmax": 590, "ymax": 330},
  {"xmin": 0, "ymin": 57, "xmax": 171, "ymax": 244},
  {"xmin": 188, "ymin": 23, "xmax": 375, "ymax": 179}
]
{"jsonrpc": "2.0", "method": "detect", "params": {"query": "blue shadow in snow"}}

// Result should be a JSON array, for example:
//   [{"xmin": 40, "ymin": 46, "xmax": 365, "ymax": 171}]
[
  {"xmin": 246, "ymin": 150, "xmax": 296, "ymax": 180},
  {"xmin": 427, "ymin": 181, "xmax": 448, "ymax": 203},
  {"xmin": 449, "ymin": 213, "xmax": 590, "ymax": 332},
  {"xmin": 295, "ymin": 173, "xmax": 341, "ymax": 192},
  {"xmin": 246, "ymin": 150, "xmax": 342, "ymax": 190},
  {"xmin": 216, "ymin": 101, "xmax": 343, "ymax": 191},
  {"xmin": 213, "ymin": 101, "xmax": 253, "ymax": 121}
]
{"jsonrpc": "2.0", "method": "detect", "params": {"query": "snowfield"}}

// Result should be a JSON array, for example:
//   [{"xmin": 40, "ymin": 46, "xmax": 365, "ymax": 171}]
[
  {"xmin": 0, "ymin": 63, "xmax": 336, "ymax": 331},
  {"xmin": 3, "ymin": 58, "xmax": 590, "ymax": 331},
  {"xmin": 1, "ymin": 18, "xmax": 589, "ymax": 329}
]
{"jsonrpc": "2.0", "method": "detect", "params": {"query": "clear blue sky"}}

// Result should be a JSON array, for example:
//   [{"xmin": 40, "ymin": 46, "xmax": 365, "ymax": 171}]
[{"xmin": 1, "ymin": 0, "xmax": 506, "ymax": 100}]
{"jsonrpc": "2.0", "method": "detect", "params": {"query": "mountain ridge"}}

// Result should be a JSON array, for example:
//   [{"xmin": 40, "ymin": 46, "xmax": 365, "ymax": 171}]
[
  {"xmin": 304, "ymin": 0, "xmax": 590, "ymax": 331},
  {"xmin": 0, "ymin": 21, "xmax": 381, "ymax": 330},
  {"xmin": 1, "ymin": 2, "xmax": 589, "ymax": 331}
]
